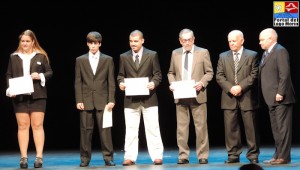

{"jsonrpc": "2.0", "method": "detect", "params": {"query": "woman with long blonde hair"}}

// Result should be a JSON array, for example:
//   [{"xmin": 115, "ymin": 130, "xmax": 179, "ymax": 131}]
[{"xmin": 6, "ymin": 29, "xmax": 53, "ymax": 169}]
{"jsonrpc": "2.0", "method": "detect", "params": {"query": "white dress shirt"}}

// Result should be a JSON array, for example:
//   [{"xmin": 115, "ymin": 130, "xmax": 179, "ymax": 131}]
[{"xmin": 89, "ymin": 51, "xmax": 100, "ymax": 75}]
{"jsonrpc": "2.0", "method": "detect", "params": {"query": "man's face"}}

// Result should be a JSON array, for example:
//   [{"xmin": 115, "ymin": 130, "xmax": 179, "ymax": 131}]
[
  {"xmin": 129, "ymin": 35, "xmax": 144, "ymax": 53},
  {"xmin": 179, "ymin": 32, "xmax": 195, "ymax": 51},
  {"xmin": 87, "ymin": 41, "xmax": 101, "ymax": 54}
]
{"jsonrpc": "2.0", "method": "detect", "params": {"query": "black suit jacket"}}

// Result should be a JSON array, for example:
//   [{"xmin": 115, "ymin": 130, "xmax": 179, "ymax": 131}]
[
  {"xmin": 259, "ymin": 43, "xmax": 296, "ymax": 106},
  {"xmin": 216, "ymin": 48, "xmax": 259, "ymax": 110},
  {"xmin": 75, "ymin": 53, "xmax": 116, "ymax": 110},
  {"xmin": 6, "ymin": 53, "xmax": 53, "ymax": 101},
  {"xmin": 117, "ymin": 47, "xmax": 162, "ymax": 109}
]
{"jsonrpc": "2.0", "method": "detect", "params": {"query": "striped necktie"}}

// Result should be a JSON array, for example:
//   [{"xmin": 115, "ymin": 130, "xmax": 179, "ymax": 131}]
[
  {"xmin": 234, "ymin": 52, "xmax": 239, "ymax": 84},
  {"xmin": 260, "ymin": 51, "xmax": 269, "ymax": 65}
]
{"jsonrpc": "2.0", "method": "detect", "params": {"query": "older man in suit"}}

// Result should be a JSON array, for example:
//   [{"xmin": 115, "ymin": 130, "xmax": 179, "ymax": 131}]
[
  {"xmin": 168, "ymin": 28, "xmax": 214, "ymax": 164},
  {"xmin": 117, "ymin": 30, "xmax": 164, "ymax": 166},
  {"xmin": 216, "ymin": 30, "xmax": 260, "ymax": 164},
  {"xmin": 75, "ymin": 31, "xmax": 116, "ymax": 167},
  {"xmin": 259, "ymin": 28, "xmax": 296, "ymax": 165}
]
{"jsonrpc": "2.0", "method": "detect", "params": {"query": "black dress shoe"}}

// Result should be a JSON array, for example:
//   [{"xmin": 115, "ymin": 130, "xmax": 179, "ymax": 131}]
[
  {"xmin": 199, "ymin": 158, "xmax": 208, "ymax": 164},
  {"xmin": 80, "ymin": 161, "xmax": 89, "ymax": 167},
  {"xmin": 249, "ymin": 159, "xmax": 259, "ymax": 163},
  {"xmin": 225, "ymin": 158, "xmax": 240, "ymax": 164},
  {"xmin": 177, "ymin": 159, "xmax": 189, "ymax": 164},
  {"xmin": 105, "ymin": 160, "xmax": 116, "ymax": 166}
]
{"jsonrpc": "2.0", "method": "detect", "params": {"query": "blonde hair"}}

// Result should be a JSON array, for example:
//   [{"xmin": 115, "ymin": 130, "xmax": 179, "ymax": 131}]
[{"xmin": 15, "ymin": 29, "xmax": 49, "ymax": 63}]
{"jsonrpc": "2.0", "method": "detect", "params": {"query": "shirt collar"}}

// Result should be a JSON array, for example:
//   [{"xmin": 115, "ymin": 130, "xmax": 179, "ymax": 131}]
[
  {"xmin": 16, "ymin": 52, "xmax": 36, "ymax": 60},
  {"xmin": 132, "ymin": 46, "xmax": 144, "ymax": 57},
  {"xmin": 183, "ymin": 45, "xmax": 194, "ymax": 55},
  {"xmin": 232, "ymin": 47, "xmax": 243, "ymax": 56},
  {"xmin": 267, "ymin": 42, "xmax": 277, "ymax": 53},
  {"xmin": 89, "ymin": 51, "xmax": 100, "ymax": 59}
]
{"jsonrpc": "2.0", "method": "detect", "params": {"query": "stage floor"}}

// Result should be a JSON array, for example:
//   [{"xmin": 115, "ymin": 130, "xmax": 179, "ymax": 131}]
[{"xmin": 1, "ymin": 146, "xmax": 300, "ymax": 169}]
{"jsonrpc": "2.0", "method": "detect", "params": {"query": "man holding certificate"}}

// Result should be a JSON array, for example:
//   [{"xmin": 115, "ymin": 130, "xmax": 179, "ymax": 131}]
[
  {"xmin": 75, "ymin": 31, "xmax": 116, "ymax": 167},
  {"xmin": 117, "ymin": 30, "xmax": 164, "ymax": 166},
  {"xmin": 168, "ymin": 28, "xmax": 214, "ymax": 165}
]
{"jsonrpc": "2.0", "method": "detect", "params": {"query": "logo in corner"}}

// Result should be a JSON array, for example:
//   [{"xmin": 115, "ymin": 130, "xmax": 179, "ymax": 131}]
[{"xmin": 273, "ymin": 1, "xmax": 299, "ymax": 27}]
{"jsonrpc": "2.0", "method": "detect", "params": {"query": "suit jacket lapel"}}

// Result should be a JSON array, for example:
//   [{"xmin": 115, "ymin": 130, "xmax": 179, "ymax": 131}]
[
  {"xmin": 139, "ymin": 50, "xmax": 149, "ymax": 70},
  {"xmin": 191, "ymin": 49, "xmax": 200, "ymax": 74},
  {"xmin": 237, "ymin": 50, "xmax": 247, "ymax": 72},
  {"xmin": 95, "ymin": 54, "xmax": 105, "ymax": 75},
  {"xmin": 16, "ymin": 56, "xmax": 24, "ymax": 73},
  {"xmin": 177, "ymin": 49, "xmax": 183, "ymax": 78},
  {"xmin": 227, "ymin": 52, "xmax": 235, "ymax": 72},
  {"xmin": 264, "ymin": 44, "xmax": 277, "ymax": 64},
  {"xmin": 83, "ymin": 54, "xmax": 94, "ymax": 75},
  {"xmin": 129, "ymin": 48, "xmax": 150, "ymax": 71},
  {"xmin": 30, "ymin": 54, "xmax": 37, "ymax": 70},
  {"xmin": 260, "ymin": 44, "xmax": 276, "ymax": 68},
  {"xmin": 128, "ymin": 52, "xmax": 137, "ymax": 71}
]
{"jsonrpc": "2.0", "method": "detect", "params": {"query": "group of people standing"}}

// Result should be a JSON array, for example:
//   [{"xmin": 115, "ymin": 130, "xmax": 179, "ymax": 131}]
[
  {"xmin": 5, "ymin": 27, "xmax": 296, "ymax": 169},
  {"xmin": 216, "ymin": 28, "xmax": 296, "ymax": 165}
]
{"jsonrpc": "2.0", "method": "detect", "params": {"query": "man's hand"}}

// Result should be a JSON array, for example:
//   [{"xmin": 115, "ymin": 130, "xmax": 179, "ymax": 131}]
[
  {"xmin": 119, "ymin": 82, "xmax": 126, "ymax": 91},
  {"xmin": 230, "ymin": 85, "xmax": 242, "ymax": 96}
]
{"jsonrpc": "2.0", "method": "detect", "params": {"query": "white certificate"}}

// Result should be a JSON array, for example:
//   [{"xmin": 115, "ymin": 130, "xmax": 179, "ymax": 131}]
[
  {"xmin": 124, "ymin": 77, "xmax": 149, "ymax": 96},
  {"xmin": 103, "ymin": 105, "xmax": 112, "ymax": 128},
  {"xmin": 172, "ymin": 80, "xmax": 197, "ymax": 99},
  {"xmin": 9, "ymin": 76, "xmax": 34, "ymax": 95}
]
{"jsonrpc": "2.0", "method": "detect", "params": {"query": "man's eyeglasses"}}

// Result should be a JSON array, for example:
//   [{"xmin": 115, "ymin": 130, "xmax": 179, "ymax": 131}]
[{"xmin": 180, "ymin": 38, "xmax": 194, "ymax": 43}]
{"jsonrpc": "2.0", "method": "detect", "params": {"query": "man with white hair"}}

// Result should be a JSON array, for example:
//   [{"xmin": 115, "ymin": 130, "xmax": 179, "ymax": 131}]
[{"xmin": 259, "ymin": 28, "xmax": 296, "ymax": 165}]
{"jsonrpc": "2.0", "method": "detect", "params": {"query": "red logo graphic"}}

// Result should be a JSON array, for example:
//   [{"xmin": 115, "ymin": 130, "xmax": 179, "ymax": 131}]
[{"xmin": 285, "ymin": 1, "xmax": 298, "ymax": 13}]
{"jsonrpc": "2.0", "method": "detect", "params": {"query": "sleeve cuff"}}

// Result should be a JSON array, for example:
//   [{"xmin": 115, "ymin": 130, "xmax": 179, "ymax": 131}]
[{"xmin": 39, "ymin": 73, "xmax": 46, "ymax": 87}]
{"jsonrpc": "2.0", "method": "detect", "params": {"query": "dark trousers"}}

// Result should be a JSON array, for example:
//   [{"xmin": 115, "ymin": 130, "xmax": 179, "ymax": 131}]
[
  {"xmin": 80, "ymin": 110, "xmax": 114, "ymax": 162},
  {"xmin": 268, "ymin": 104, "xmax": 293, "ymax": 161},
  {"xmin": 224, "ymin": 109, "xmax": 260, "ymax": 160}
]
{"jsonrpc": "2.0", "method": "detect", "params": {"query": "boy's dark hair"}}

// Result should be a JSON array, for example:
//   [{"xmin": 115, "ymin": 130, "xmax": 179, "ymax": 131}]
[{"xmin": 86, "ymin": 31, "xmax": 102, "ymax": 43}]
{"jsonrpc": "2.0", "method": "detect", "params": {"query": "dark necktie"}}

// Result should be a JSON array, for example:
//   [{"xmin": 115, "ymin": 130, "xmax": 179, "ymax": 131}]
[
  {"xmin": 183, "ymin": 51, "xmax": 189, "ymax": 80},
  {"xmin": 234, "ymin": 52, "xmax": 239, "ymax": 84},
  {"xmin": 260, "ymin": 51, "xmax": 269, "ymax": 65},
  {"xmin": 135, "ymin": 55, "xmax": 139, "ymax": 69}
]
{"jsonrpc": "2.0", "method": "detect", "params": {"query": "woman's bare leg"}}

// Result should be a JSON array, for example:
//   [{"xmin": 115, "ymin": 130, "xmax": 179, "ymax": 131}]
[
  {"xmin": 31, "ymin": 112, "xmax": 45, "ymax": 158},
  {"xmin": 16, "ymin": 113, "xmax": 30, "ymax": 158}
]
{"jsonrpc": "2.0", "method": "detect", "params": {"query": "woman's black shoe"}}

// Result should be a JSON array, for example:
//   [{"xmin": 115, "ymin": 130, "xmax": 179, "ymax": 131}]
[
  {"xmin": 20, "ymin": 157, "xmax": 28, "ymax": 169},
  {"xmin": 34, "ymin": 157, "xmax": 43, "ymax": 168}
]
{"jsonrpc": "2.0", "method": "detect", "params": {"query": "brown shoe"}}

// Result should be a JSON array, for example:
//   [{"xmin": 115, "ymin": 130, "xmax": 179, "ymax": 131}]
[
  {"xmin": 154, "ymin": 159, "xmax": 163, "ymax": 165},
  {"xmin": 122, "ymin": 159, "xmax": 135, "ymax": 166},
  {"xmin": 263, "ymin": 158, "xmax": 276, "ymax": 164},
  {"xmin": 34, "ymin": 157, "xmax": 43, "ymax": 168},
  {"xmin": 20, "ymin": 157, "xmax": 28, "ymax": 169},
  {"xmin": 271, "ymin": 158, "xmax": 289, "ymax": 165}
]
